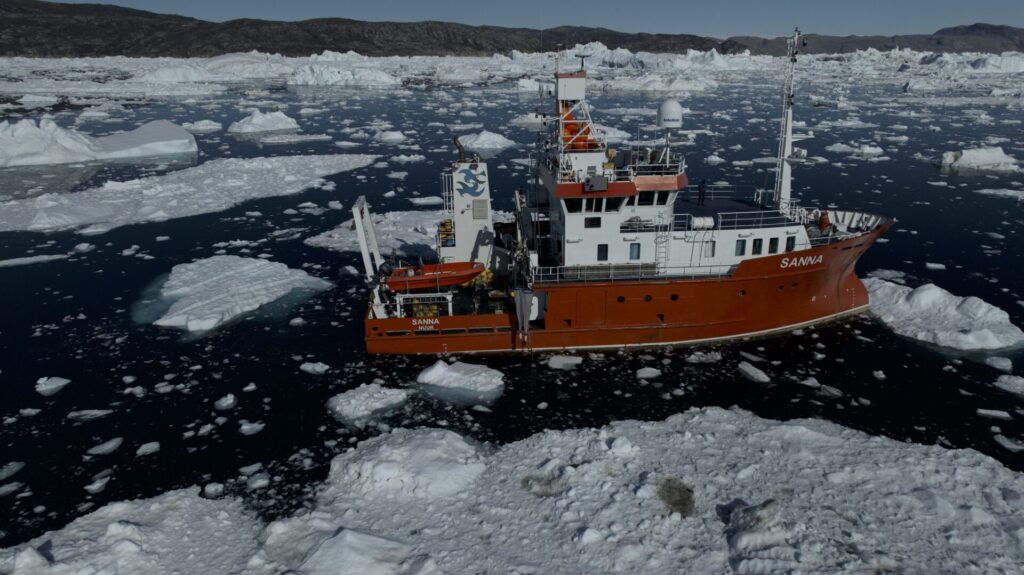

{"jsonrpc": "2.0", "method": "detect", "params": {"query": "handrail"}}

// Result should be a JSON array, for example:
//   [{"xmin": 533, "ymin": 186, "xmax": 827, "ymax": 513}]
[{"xmin": 532, "ymin": 263, "xmax": 735, "ymax": 283}]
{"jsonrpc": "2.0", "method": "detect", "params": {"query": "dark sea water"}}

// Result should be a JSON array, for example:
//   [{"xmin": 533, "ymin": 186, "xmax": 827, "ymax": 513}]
[{"xmin": 1, "ymin": 80, "xmax": 1022, "ymax": 544}]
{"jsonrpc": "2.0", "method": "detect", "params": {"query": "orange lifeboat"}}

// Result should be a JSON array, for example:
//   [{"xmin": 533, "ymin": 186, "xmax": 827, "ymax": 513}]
[{"xmin": 386, "ymin": 261, "xmax": 485, "ymax": 292}]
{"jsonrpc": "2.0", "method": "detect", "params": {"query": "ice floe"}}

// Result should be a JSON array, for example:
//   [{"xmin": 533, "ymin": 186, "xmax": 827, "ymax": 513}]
[
  {"xmin": 327, "ymin": 383, "xmax": 411, "ymax": 427},
  {"xmin": 0, "ymin": 154, "xmax": 375, "ymax": 234},
  {"xmin": 305, "ymin": 209, "xmax": 441, "ymax": 258},
  {"xmin": 34, "ymin": 376, "xmax": 71, "ymax": 396},
  {"xmin": 152, "ymin": 255, "xmax": 332, "ymax": 332},
  {"xmin": 865, "ymin": 278, "xmax": 1024, "ymax": 351},
  {"xmin": 0, "ymin": 119, "xmax": 196, "ymax": 167},
  {"xmin": 416, "ymin": 360, "xmax": 505, "ymax": 405},
  {"xmin": 7, "ymin": 407, "xmax": 1024, "ymax": 573},
  {"xmin": 181, "ymin": 120, "xmax": 222, "ymax": 133}
]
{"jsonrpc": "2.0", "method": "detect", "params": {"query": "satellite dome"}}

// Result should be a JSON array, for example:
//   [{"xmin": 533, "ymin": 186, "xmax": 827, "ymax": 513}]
[{"xmin": 657, "ymin": 100, "xmax": 684, "ymax": 129}]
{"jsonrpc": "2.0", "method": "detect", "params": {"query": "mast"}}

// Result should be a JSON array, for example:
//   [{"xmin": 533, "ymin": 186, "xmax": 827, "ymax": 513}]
[{"xmin": 773, "ymin": 28, "xmax": 803, "ymax": 209}]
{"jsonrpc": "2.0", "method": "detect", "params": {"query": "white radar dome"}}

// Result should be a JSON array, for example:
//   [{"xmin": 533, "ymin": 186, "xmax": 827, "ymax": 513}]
[{"xmin": 657, "ymin": 100, "xmax": 684, "ymax": 129}]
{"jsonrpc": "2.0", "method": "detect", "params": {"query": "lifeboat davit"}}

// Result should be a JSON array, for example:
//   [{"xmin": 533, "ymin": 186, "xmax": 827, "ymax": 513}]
[{"xmin": 386, "ymin": 261, "xmax": 485, "ymax": 292}]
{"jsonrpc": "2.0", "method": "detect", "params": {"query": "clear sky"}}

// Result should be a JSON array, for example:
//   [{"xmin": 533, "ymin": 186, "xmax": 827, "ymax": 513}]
[{"xmin": 60, "ymin": 0, "xmax": 1023, "ymax": 38}]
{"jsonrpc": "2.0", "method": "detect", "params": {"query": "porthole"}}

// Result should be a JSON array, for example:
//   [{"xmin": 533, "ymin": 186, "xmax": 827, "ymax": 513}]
[
  {"xmin": 617, "ymin": 296, "xmax": 625, "ymax": 303},
  {"xmin": 738, "ymin": 289, "xmax": 747, "ymax": 297},
  {"xmin": 644, "ymin": 295, "xmax": 653, "ymax": 302},
  {"xmin": 670, "ymin": 294, "xmax": 679, "ymax": 301},
  {"xmin": 778, "ymin": 285, "xmax": 784, "ymax": 291}
]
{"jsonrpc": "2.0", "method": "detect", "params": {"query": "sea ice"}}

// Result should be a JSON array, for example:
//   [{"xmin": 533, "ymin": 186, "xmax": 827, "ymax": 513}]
[
  {"xmin": 326, "ymin": 383, "xmax": 411, "ymax": 427},
  {"xmin": 0, "ymin": 154, "xmax": 375, "ymax": 234},
  {"xmin": 737, "ymin": 361, "xmax": 770, "ymax": 383},
  {"xmin": 0, "ymin": 254, "xmax": 68, "ymax": 268},
  {"xmin": 5, "ymin": 407, "xmax": 1024, "ymax": 573},
  {"xmin": 993, "ymin": 375, "xmax": 1024, "ymax": 397},
  {"xmin": 548, "ymin": 355, "xmax": 583, "ymax": 370},
  {"xmin": 86, "ymin": 437, "xmax": 123, "ymax": 456},
  {"xmin": 153, "ymin": 255, "xmax": 332, "ymax": 332},
  {"xmin": 227, "ymin": 110, "xmax": 299, "ymax": 133},
  {"xmin": 305, "ymin": 209, "xmax": 442, "ymax": 258},
  {"xmin": 0, "ymin": 119, "xmax": 197, "ymax": 167},
  {"xmin": 181, "ymin": 120, "xmax": 222, "ymax": 133},
  {"xmin": 416, "ymin": 360, "xmax": 505, "ymax": 405},
  {"xmin": 299, "ymin": 362, "xmax": 331, "ymax": 375},
  {"xmin": 373, "ymin": 131, "xmax": 407, "ymax": 144},
  {"xmin": 136, "ymin": 442, "xmax": 161, "ymax": 456},
  {"xmin": 975, "ymin": 188, "xmax": 1024, "ymax": 201},
  {"xmin": 35, "ymin": 376, "xmax": 71, "ymax": 396},
  {"xmin": 865, "ymin": 278, "xmax": 1024, "ymax": 351},
  {"xmin": 288, "ymin": 66, "xmax": 401, "ymax": 88}
]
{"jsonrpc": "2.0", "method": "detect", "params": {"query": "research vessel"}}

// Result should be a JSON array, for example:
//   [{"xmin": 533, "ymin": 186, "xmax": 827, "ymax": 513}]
[{"xmin": 353, "ymin": 30, "xmax": 893, "ymax": 354}]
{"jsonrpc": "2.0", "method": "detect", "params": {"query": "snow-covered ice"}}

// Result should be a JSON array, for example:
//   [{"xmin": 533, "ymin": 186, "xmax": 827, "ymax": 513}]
[
  {"xmin": 0, "ymin": 154, "xmax": 374, "ymax": 234},
  {"xmin": 993, "ymin": 375, "xmax": 1024, "ymax": 398},
  {"xmin": 227, "ymin": 110, "xmax": 299, "ymax": 134},
  {"xmin": 416, "ymin": 360, "xmax": 505, "ymax": 405},
  {"xmin": 326, "ymin": 383, "xmax": 411, "ymax": 427},
  {"xmin": 865, "ymin": 278, "xmax": 1024, "ymax": 351},
  {"xmin": 7, "ymin": 407, "xmax": 1024, "ymax": 573},
  {"xmin": 0, "ymin": 119, "xmax": 197, "ymax": 167},
  {"xmin": 153, "ymin": 255, "xmax": 332, "ymax": 332},
  {"xmin": 737, "ymin": 361, "xmax": 771, "ymax": 383},
  {"xmin": 305, "ymin": 209, "xmax": 441, "ymax": 258}
]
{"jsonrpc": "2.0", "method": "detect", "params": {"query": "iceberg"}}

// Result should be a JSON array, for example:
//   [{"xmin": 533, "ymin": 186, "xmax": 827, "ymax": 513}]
[
  {"xmin": 288, "ymin": 65, "xmax": 401, "ymax": 87},
  {"xmin": 0, "ymin": 119, "xmax": 197, "ymax": 168},
  {"xmin": 939, "ymin": 147, "xmax": 1019, "ymax": 173},
  {"xmin": 865, "ymin": 278, "xmax": 1024, "ymax": 351},
  {"xmin": 0, "ymin": 154, "xmax": 375, "ymax": 234},
  {"xmin": 227, "ymin": 110, "xmax": 299, "ymax": 133},
  {"xmin": 181, "ymin": 120, "xmax": 223, "ymax": 133},
  {"xmin": 457, "ymin": 130, "xmax": 515, "ymax": 152},
  {"xmin": 153, "ymin": 255, "xmax": 333, "ymax": 332}
]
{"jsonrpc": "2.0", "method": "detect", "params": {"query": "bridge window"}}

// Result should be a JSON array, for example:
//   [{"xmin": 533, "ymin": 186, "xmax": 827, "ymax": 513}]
[
  {"xmin": 735, "ymin": 239, "xmax": 746, "ymax": 256},
  {"xmin": 597, "ymin": 244, "xmax": 609, "ymax": 261},
  {"xmin": 604, "ymin": 197, "xmax": 624, "ymax": 211},
  {"xmin": 752, "ymin": 238, "xmax": 763, "ymax": 255},
  {"xmin": 584, "ymin": 198, "xmax": 602, "ymax": 212},
  {"xmin": 768, "ymin": 237, "xmax": 779, "ymax": 254},
  {"xmin": 785, "ymin": 236, "xmax": 796, "ymax": 252},
  {"xmin": 625, "ymin": 196, "xmax": 636, "ymax": 207},
  {"xmin": 629, "ymin": 243, "xmax": 641, "ymax": 260},
  {"xmin": 584, "ymin": 217, "xmax": 602, "ymax": 228},
  {"xmin": 564, "ymin": 198, "xmax": 582, "ymax": 213},
  {"xmin": 638, "ymin": 192, "xmax": 655, "ymax": 206},
  {"xmin": 656, "ymin": 191, "xmax": 670, "ymax": 205}
]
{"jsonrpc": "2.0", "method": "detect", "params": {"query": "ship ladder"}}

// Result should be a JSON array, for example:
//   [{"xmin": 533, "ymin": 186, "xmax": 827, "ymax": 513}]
[{"xmin": 654, "ymin": 214, "xmax": 672, "ymax": 275}]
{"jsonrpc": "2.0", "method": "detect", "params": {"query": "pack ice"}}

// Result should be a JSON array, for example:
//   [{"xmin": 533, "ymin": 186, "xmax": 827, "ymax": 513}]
[
  {"xmin": 6, "ymin": 407, "xmax": 1023, "ymax": 574},
  {"xmin": 153, "ymin": 255, "xmax": 332, "ymax": 332},
  {"xmin": 0, "ymin": 154, "xmax": 375, "ymax": 234},
  {"xmin": 0, "ymin": 119, "xmax": 196, "ymax": 168},
  {"xmin": 865, "ymin": 278, "xmax": 1024, "ymax": 351}
]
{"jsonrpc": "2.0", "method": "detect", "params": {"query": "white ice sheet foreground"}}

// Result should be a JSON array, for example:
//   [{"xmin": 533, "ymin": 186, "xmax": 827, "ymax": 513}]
[
  {"xmin": 865, "ymin": 278, "xmax": 1024, "ymax": 351},
  {"xmin": 0, "ymin": 119, "xmax": 196, "ymax": 167},
  {"xmin": 153, "ymin": 255, "xmax": 332, "ymax": 332},
  {"xmin": 0, "ymin": 154, "xmax": 375, "ymax": 234},
  {"xmin": 4, "ymin": 407, "xmax": 1023, "ymax": 574}
]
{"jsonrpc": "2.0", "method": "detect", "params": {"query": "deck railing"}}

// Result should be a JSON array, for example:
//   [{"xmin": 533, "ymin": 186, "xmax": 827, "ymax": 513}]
[{"xmin": 531, "ymin": 263, "xmax": 735, "ymax": 283}]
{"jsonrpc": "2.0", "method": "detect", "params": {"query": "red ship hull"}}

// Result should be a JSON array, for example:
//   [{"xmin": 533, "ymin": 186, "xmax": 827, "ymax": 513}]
[{"xmin": 364, "ymin": 222, "xmax": 890, "ymax": 354}]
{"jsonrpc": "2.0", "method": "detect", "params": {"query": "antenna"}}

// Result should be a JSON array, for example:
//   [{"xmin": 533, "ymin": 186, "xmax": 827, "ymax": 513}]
[
  {"xmin": 772, "ymin": 27, "xmax": 803, "ymax": 210},
  {"xmin": 575, "ymin": 53, "xmax": 590, "ymax": 71}
]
